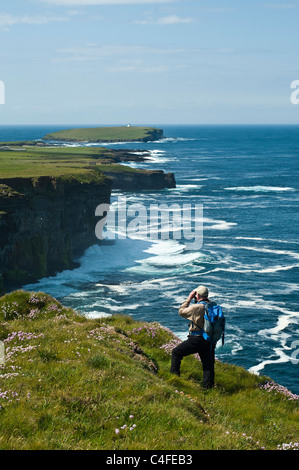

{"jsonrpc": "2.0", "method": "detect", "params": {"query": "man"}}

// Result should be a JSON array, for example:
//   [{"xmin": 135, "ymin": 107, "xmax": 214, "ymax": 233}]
[{"xmin": 170, "ymin": 285, "xmax": 216, "ymax": 389}]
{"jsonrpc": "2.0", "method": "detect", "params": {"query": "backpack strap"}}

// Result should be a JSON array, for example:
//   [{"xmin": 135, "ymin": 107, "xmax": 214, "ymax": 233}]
[{"xmin": 189, "ymin": 300, "xmax": 206, "ymax": 335}]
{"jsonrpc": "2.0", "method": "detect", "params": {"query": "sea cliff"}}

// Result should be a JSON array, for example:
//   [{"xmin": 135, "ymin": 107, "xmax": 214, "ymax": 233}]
[
  {"xmin": 0, "ymin": 143, "xmax": 176, "ymax": 292},
  {"xmin": 0, "ymin": 174, "xmax": 111, "ymax": 291},
  {"xmin": 102, "ymin": 168, "xmax": 176, "ymax": 190}
]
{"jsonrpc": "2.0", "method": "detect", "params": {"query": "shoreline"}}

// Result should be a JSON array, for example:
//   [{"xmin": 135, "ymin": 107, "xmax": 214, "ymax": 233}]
[{"xmin": 0, "ymin": 137, "xmax": 175, "ymax": 292}]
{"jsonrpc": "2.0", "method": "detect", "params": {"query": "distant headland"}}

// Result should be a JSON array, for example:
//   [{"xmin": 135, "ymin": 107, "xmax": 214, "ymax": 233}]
[{"xmin": 43, "ymin": 126, "xmax": 164, "ymax": 143}]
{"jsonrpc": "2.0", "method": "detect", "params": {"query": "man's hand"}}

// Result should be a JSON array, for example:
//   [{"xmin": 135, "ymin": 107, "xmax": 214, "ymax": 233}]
[{"xmin": 188, "ymin": 290, "xmax": 196, "ymax": 302}]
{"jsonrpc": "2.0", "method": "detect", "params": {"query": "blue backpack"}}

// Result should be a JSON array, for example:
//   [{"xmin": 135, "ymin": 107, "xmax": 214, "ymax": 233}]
[{"xmin": 201, "ymin": 301, "xmax": 225, "ymax": 346}]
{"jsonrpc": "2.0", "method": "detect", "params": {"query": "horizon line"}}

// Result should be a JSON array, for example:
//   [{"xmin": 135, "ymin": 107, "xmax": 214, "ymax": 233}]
[{"xmin": 0, "ymin": 123, "xmax": 299, "ymax": 127}]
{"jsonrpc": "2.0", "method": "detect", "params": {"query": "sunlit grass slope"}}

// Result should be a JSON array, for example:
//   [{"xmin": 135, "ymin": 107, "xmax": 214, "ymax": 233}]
[
  {"xmin": 0, "ymin": 146, "xmax": 142, "ymax": 179},
  {"xmin": 0, "ymin": 290, "xmax": 298, "ymax": 450}
]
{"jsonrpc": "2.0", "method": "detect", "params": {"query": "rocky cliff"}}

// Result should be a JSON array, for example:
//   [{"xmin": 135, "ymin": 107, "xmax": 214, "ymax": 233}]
[
  {"xmin": 0, "ymin": 174, "xmax": 112, "ymax": 292},
  {"xmin": 102, "ymin": 169, "xmax": 176, "ymax": 190},
  {"xmin": 0, "ymin": 167, "xmax": 176, "ymax": 292}
]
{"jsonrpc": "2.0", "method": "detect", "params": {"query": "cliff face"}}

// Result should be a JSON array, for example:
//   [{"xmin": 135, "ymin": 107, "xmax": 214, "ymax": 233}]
[
  {"xmin": 0, "ymin": 167, "xmax": 176, "ymax": 292},
  {"xmin": 143, "ymin": 128, "xmax": 163, "ymax": 142},
  {"xmin": 0, "ymin": 175, "xmax": 112, "ymax": 291},
  {"xmin": 102, "ymin": 169, "xmax": 176, "ymax": 190}
]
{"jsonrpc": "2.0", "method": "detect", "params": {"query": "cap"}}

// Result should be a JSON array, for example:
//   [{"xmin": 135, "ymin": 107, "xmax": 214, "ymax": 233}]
[{"xmin": 195, "ymin": 285, "xmax": 209, "ymax": 298}]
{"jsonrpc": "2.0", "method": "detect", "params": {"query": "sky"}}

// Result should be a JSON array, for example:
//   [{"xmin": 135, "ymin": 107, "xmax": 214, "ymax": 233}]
[{"xmin": 0, "ymin": 0, "xmax": 299, "ymax": 125}]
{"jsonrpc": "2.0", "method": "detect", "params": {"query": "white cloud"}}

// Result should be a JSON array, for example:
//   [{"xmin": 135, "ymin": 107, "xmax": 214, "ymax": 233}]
[
  {"xmin": 57, "ymin": 44, "xmax": 185, "ymax": 60},
  {"xmin": 204, "ymin": 8, "xmax": 237, "ymax": 13},
  {"xmin": 136, "ymin": 14, "xmax": 194, "ymax": 25},
  {"xmin": 106, "ymin": 64, "xmax": 169, "ymax": 73},
  {"xmin": 55, "ymin": 43, "xmax": 236, "ymax": 63},
  {"xmin": 38, "ymin": 0, "xmax": 172, "ymax": 5},
  {"xmin": 157, "ymin": 15, "xmax": 194, "ymax": 24},
  {"xmin": 57, "ymin": 45, "xmax": 150, "ymax": 60},
  {"xmin": 0, "ymin": 13, "xmax": 68, "ymax": 29}
]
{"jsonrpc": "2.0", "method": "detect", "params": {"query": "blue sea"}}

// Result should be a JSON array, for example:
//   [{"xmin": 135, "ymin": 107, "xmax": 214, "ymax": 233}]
[{"xmin": 1, "ymin": 124, "xmax": 298, "ymax": 394}]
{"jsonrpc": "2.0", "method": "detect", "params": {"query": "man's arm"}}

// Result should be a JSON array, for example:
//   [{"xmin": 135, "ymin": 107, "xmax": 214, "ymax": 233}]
[{"xmin": 178, "ymin": 290, "xmax": 196, "ymax": 319}]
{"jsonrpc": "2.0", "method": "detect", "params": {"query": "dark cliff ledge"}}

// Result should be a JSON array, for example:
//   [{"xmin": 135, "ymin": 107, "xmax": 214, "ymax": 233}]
[
  {"xmin": 0, "ymin": 174, "xmax": 112, "ymax": 292},
  {"xmin": 113, "ymin": 170, "xmax": 175, "ymax": 190},
  {"xmin": 101, "ymin": 167, "xmax": 176, "ymax": 190}
]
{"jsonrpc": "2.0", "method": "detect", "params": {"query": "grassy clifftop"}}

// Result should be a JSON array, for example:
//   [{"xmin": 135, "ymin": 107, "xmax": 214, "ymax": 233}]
[
  {"xmin": 43, "ymin": 126, "xmax": 163, "ymax": 143},
  {"xmin": 0, "ymin": 290, "xmax": 298, "ymax": 450},
  {"xmin": 0, "ymin": 142, "xmax": 175, "ymax": 189},
  {"xmin": 0, "ymin": 145, "xmax": 139, "ymax": 179},
  {"xmin": 0, "ymin": 144, "xmax": 175, "ymax": 292}
]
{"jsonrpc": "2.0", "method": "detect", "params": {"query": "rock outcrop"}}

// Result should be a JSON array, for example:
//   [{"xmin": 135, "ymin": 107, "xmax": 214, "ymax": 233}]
[
  {"xmin": 0, "ymin": 167, "xmax": 176, "ymax": 292},
  {"xmin": 0, "ymin": 174, "xmax": 111, "ymax": 291},
  {"xmin": 102, "ymin": 169, "xmax": 176, "ymax": 190}
]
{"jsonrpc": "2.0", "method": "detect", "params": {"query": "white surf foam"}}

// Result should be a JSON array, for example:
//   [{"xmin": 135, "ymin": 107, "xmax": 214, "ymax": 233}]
[
  {"xmin": 212, "ymin": 264, "xmax": 299, "ymax": 274},
  {"xmin": 204, "ymin": 218, "xmax": 237, "ymax": 231},
  {"xmin": 150, "ymin": 137, "xmax": 196, "ymax": 144},
  {"xmin": 24, "ymin": 238, "xmax": 154, "ymax": 296},
  {"xmin": 236, "ymin": 236, "xmax": 299, "ymax": 245},
  {"xmin": 149, "ymin": 150, "xmax": 166, "ymax": 155},
  {"xmin": 209, "ymin": 243, "xmax": 299, "ymax": 261},
  {"xmin": 258, "ymin": 307, "xmax": 298, "ymax": 339},
  {"xmin": 249, "ymin": 348, "xmax": 292, "ymax": 374},
  {"xmin": 225, "ymin": 186, "xmax": 295, "ymax": 192},
  {"xmin": 168, "ymin": 184, "xmax": 202, "ymax": 192},
  {"xmin": 173, "ymin": 330, "xmax": 188, "ymax": 341},
  {"xmin": 145, "ymin": 149, "xmax": 174, "ymax": 164},
  {"xmin": 126, "ymin": 239, "xmax": 202, "ymax": 274}
]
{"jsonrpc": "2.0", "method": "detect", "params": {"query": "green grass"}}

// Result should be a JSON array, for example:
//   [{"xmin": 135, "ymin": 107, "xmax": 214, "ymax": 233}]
[
  {"xmin": 0, "ymin": 146, "xmax": 143, "ymax": 179},
  {"xmin": 0, "ymin": 290, "xmax": 298, "ymax": 450},
  {"xmin": 43, "ymin": 126, "xmax": 162, "ymax": 143}
]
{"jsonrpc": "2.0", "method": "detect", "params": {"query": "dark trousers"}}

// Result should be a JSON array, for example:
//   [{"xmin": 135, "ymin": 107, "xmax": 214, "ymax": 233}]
[{"xmin": 170, "ymin": 335, "xmax": 215, "ymax": 388}]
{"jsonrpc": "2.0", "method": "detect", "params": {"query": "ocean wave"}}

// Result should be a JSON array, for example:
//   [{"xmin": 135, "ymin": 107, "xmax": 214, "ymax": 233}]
[
  {"xmin": 187, "ymin": 177, "xmax": 209, "ymax": 182},
  {"xmin": 204, "ymin": 218, "xmax": 237, "ymax": 231},
  {"xmin": 212, "ymin": 264, "xmax": 299, "ymax": 274},
  {"xmin": 236, "ymin": 236, "xmax": 299, "ymax": 245},
  {"xmin": 24, "ymin": 238, "xmax": 155, "ymax": 297},
  {"xmin": 145, "ymin": 156, "xmax": 175, "ymax": 164},
  {"xmin": 149, "ymin": 150, "xmax": 166, "ymax": 155},
  {"xmin": 173, "ymin": 330, "xmax": 189, "ymax": 341},
  {"xmin": 126, "ymin": 240, "xmax": 202, "ymax": 271},
  {"xmin": 248, "ymin": 348, "xmax": 293, "ymax": 375},
  {"xmin": 223, "ymin": 337, "xmax": 243, "ymax": 355},
  {"xmin": 97, "ymin": 141, "xmax": 144, "ymax": 146},
  {"xmin": 150, "ymin": 137, "xmax": 197, "ymax": 144},
  {"xmin": 224, "ymin": 185, "xmax": 295, "ymax": 193},
  {"xmin": 128, "ymin": 151, "xmax": 152, "ymax": 155},
  {"xmin": 170, "ymin": 184, "xmax": 203, "ymax": 192},
  {"xmin": 208, "ymin": 243, "xmax": 299, "ymax": 260}
]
